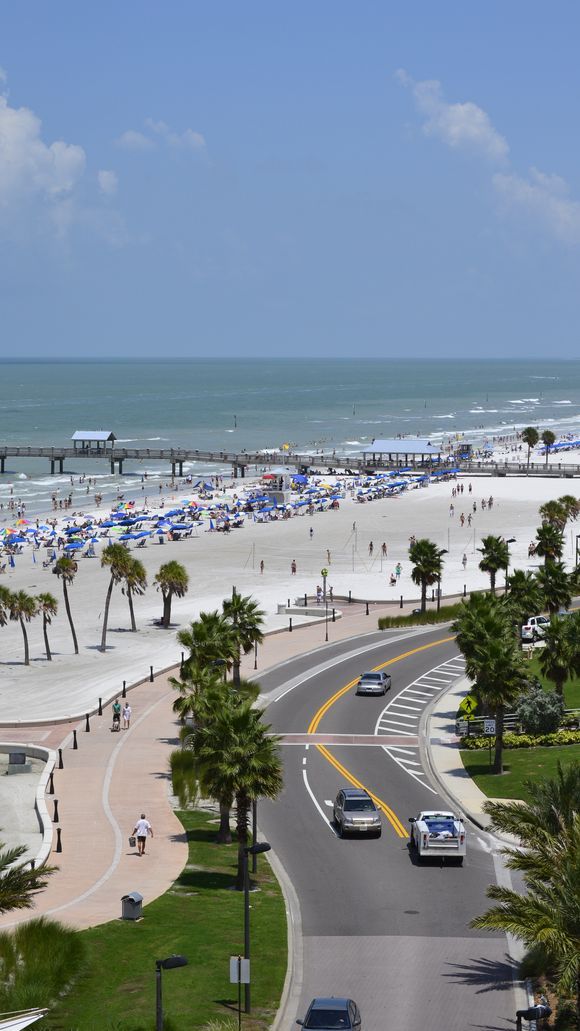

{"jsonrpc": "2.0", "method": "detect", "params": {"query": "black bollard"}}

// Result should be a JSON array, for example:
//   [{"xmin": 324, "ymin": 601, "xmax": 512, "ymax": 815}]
[
  {"xmin": 289, "ymin": 617, "xmax": 293, "ymax": 633},
  {"xmin": 53, "ymin": 799, "xmax": 59, "ymax": 823},
  {"xmin": 304, "ymin": 593, "xmax": 307, "ymax": 607},
  {"xmin": 122, "ymin": 680, "xmax": 127, "ymax": 698},
  {"xmin": 400, "ymin": 595, "xmax": 403, "ymax": 609},
  {"xmin": 463, "ymin": 583, "xmax": 467, "ymax": 597},
  {"xmin": 431, "ymin": 589, "xmax": 435, "ymax": 601},
  {"xmin": 85, "ymin": 713, "xmax": 90, "ymax": 733},
  {"xmin": 30, "ymin": 859, "xmax": 35, "ymax": 871},
  {"xmin": 365, "ymin": 601, "xmax": 369, "ymax": 616},
  {"xmin": 149, "ymin": 665, "xmax": 154, "ymax": 682},
  {"xmin": 58, "ymin": 748, "xmax": 64, "ymax": 769},
  {"xmin": 98, "ymin": 697, "xmax": 102, "ymax": 716},
  {"xmin": 332, "ymin": 607, "xmax": 336, "ymax": 622},
  {"xmin": 48, "ymin": 771, "xmax": 54, "ymax": 795},
  {"xmin": 287, "ymin": 598, "xmax": 290, "ymax": 609},
  {"xmin": 72, "ymin": 729, "xmax": 78, "ymax": 750},
  {"xmin": 348, "ymin": 590, "xmax": 352, "ymax": 604},
  {"xmin": 56, "ymin": 827, "xmax": 62, "ymax": 853}
]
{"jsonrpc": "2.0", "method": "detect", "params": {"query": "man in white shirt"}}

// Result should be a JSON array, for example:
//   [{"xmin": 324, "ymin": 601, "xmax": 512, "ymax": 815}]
[{"xmin": 132, "ymin": 813, "xmax": 153, "ymax": 856}]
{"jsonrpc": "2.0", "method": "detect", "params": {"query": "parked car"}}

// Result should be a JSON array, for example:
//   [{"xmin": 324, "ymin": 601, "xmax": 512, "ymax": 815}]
[
  {"xmin": 355, "ymin": 670, "xmax": 391, "ymax": 695},
  {"xmin": 333, "ymin": 788, "xmax": 381, "ymax": 837},
  {"xmin": 297, "ymin": 997, "xmax": 362, "ymax": 1029},
  {"xmin": 521, "ymin": 615, "xmax": 549, "ymax": 642}
]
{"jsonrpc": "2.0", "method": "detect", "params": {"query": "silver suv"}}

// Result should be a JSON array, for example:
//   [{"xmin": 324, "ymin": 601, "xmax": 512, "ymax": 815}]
[{"xmin": 333, "ymin": 788, "xmax": 382, "ymax": 838}]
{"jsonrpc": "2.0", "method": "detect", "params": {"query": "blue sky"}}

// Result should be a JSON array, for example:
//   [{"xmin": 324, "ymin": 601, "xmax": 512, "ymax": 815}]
[{"xmin": 1, "ymin": 2, "xmax": 580, "ymax": 358}]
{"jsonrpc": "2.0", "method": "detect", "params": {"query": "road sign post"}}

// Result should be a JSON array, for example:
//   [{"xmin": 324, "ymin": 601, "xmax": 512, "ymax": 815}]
[
  {"xmin": 483, "ymin": 719, "xmax": 496, "ymax": 769},
  {"xmin": 230, "ymin": 955, "xmax": 250, "ymax": 1031}
]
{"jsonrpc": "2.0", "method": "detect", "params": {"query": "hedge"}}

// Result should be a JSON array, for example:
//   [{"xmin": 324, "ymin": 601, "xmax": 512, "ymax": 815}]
[
  {"xmin": 378, "ymin": 602, "xmax": 465, "ymax": 629},
  {"xmin": 460, "ymin": 729, "xmax": 580, "ymax": 750}
]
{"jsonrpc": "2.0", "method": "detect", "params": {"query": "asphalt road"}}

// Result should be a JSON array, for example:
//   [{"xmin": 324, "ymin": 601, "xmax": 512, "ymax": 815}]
[{"xmin": 259, "ymin": 626, "xmax": 520, "ymax": 1031}]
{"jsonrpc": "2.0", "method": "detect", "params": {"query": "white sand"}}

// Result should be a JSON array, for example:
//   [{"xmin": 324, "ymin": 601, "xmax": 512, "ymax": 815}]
[{"xmin": 0, "ymin": 465, "xmax": 578, "ymax": 722}]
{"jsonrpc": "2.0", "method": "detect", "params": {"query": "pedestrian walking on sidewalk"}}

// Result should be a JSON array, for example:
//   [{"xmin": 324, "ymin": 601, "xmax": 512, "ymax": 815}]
[
  {"xmin": 132, "ymin": 813, "xmax": 153, "ymax": 856},
  {"xmin": 122, "ymin": 702, "xmax": 132, "ymax": 729}
]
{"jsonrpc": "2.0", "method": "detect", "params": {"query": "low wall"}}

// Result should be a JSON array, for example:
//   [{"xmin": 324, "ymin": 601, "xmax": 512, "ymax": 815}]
[{"xmin": 0, "ymin": 743, "xmax": 56, "ymax": 868}]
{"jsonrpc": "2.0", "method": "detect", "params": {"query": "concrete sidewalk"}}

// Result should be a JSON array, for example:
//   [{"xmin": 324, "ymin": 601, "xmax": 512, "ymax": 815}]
[{"xmin": 0, "ymin": 673, "xmax": 188, "ymax": 931}]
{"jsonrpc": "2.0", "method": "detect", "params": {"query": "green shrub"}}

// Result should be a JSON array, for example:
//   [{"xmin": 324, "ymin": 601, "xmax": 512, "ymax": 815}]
[
  {"xmin": 461, "ymin": 729, "xmax": 580, "ymax": 750},
  {"xmin": 378, "ymin": 602, "xmax": 465, "ymax": 629},
  {"xmin": 515, "ymin": 683, "xmax": 564, "ymax": 734}
]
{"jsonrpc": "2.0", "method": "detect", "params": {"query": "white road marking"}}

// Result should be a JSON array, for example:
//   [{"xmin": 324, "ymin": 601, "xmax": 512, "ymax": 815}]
[
  {"xmin": 324, "ymin": 799, "xmax": 333, "ymax": 807},
  {"xmin": 302, "ymin": 768, "xmax": 338, "ymax": 835},
  {"xmin": 302, "ymin": 757, "xmax": 307, "ymax": 766},
  {"xmin": 405, "ymin": 689, "xmax": 434, "ymax": 698},
  {"xmin": 387, "ymin": 745, "xmax": 418, "ymax": 755},
  {"xmin": 387, "ymin": 702, "xmax": 423, "ymax": 712}
]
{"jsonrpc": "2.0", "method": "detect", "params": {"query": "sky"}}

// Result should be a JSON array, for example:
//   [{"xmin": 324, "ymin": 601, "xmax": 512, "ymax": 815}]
[{"xmin": 1, "ymin": 2, "xmax": 580, "ymax": 359}]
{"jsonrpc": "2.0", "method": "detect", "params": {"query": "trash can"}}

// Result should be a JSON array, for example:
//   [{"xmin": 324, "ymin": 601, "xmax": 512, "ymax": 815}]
[{"xmin": 121, "ymin": 891, "xmax": 144, "ymax": 921}]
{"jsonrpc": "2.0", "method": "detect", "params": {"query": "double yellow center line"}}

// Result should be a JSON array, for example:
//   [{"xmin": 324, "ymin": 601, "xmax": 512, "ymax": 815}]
[{"xmin": 307, "ymin": 636, "xmax": 454, "ymax": 838}]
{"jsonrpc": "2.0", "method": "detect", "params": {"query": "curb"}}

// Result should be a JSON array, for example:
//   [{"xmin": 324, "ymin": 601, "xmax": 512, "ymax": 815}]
[{"xmin": 267, "ymin": 844, "xmax": 303, "ymax": 1031}]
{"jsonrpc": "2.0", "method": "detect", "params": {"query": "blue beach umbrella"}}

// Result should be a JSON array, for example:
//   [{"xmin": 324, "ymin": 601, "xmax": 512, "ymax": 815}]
[{"xmin": 64, "ymin": 541, "xmax": 84, "ymax": 551}]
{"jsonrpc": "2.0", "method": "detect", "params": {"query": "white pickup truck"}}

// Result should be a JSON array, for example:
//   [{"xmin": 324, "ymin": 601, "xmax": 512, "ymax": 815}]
[{"xmin": 409, "ymin": 810, "xmax": 466, "ymax": 865}]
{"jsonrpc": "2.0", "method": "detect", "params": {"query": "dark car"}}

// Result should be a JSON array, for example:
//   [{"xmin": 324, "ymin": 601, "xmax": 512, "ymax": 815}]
[
  {"xmin": 355, "ymin": 670, "xmax": 391, "ymax": 696},
  {"xmin": 297, "ymin": 996, "xmax": 362, "ymax": 1029}
]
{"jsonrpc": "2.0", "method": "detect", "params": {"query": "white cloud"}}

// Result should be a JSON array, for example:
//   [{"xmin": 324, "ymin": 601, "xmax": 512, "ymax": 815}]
[
  {"xmin": 119, "ymin": 119, "xmax": 206, "ymax": 153},
  {"xmin": 396, "ymin": 69, "xmax": 509, "ymax": 163},
  {"xmin": 117, "ymin": 129, "xmax": 155, "ymax": 151},
  {"xmin": 493, "ymin": 168, "xmax": 580, "ymax": 244},
  {"xmin": 0, "ymin": 94, "xmax": 86, "ymax": 207},
  {"xmin": 98, "ymin": 169, "xmax": 118, "ymax": 196}
]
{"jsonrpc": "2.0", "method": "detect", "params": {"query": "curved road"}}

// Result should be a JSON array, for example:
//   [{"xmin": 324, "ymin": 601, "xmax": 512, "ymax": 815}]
[{"xmin": 259, "ymin": 627, "xmax": 518, "ymax": 1031}]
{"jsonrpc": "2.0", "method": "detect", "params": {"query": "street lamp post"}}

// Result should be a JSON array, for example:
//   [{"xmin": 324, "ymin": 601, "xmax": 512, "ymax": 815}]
[
  {"xmin": 505, "ymin": 537, "xmax": 516, "ymax": 592},
  {"xmin": 243, "ymin": 841, "xmax": 271, "ymax": 1014},
  {"xmin": 155, "ymin": 955, "xmax": 188, "ymax": 1031},
  {"xmin": 321, "ymin": 567, "xmax": 329, "ymax": 642}
]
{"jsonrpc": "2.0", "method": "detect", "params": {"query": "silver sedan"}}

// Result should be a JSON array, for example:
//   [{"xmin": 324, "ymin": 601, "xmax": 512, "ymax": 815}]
[{"xmin": 355, "ymin": 670, "xmax": 391, "ymax": 695}]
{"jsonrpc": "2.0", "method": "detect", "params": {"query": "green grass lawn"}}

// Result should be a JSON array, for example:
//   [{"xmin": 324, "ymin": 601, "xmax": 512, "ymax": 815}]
[
  {"xmin": 44, "ymin": 810, "xmax": 286, "ymax": 1031},
  {"xmin": 460, "ymin": 743, "xmax": 580, "ymax": 802},
  {"xmin": 527, "ymin": 655, "xmax": 580, "ymax": 710}
]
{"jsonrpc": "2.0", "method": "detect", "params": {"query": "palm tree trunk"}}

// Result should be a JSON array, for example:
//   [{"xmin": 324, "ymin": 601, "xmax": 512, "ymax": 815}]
[
  {"xmin": 421, "ymin": 579, "xmax": 427, "ymax": 613},
  {"xmin": 62, "ymin": 582, "xmax": 79, "ymax": 655},
  {"xmin": 100, "ymin": 576, "xmax": 114, "ymax": 652},
  {"xmin": 233, "ymin": 647, "xmax": 241, "ymax": 689},
  {"xmin": 216, "ymin": 804, "xmax": 232, "ymax": 844},
  {"xmin": 236, "ymin": 790, "xmax": 251, "ymax": 890},
  {"xmin": 43, "ymin": 614, "xmax": 52, "ymax": 661},
  {"xmin": 162, "ymin": 590, "xmax": 172, "ymax": 629},
  {"xmin": 19, "ymin": 616, "xmax": 30, "ymax": 666},
  {"xmin": 490, "ymin": 571, "xmax": 496, "ymax": 595},
  {"xmin": 127, "ymin": 585, "xmax": 136, "ymax": 631},
  {"xmin": 493, "ymin": 707, "xmax": 504, "ymax": 774}
]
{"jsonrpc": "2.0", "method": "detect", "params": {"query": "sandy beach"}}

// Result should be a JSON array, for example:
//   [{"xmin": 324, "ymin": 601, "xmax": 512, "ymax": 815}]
[{"xmin": 0, "ymin": 454, "xmax": 578, "ymax": 722}]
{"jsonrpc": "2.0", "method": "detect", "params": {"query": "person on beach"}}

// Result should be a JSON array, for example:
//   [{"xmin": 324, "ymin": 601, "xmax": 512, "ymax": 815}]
[
  {"xmin": 395, "ymin": 562, "xmax": 402, "ymax": 580},
  {"xmin": 462, "ymin": 554, "xmax": 467, "ymax": 569},
  {"xmin": 260, "ymin": 560, "xmax": 264, "ymax": 574},
  {"xmin": 449, "ymin": 504, "xmax": 454, "ymax": 517},
  {"xmin": 368, "ymin": 541, "xmax": 373, "ymax": 556},
  {"xmin": 291, "ymin": 559, "xmax": 297, "ymax": 574},
  {"xmin": 381, "ymin": 542, "xmax": 387, "ymax": 557},
  {"xmin": 326, "ymin": 549, "xmax": 331, "ymax": 564},
  {"xmin": 309, "ymin": 527, "xmax": 314, "ymax": 539},
  {"xmin": 468, "ymin": 483, "xmax": 472, "ymax": 493},
  {"xmin": 467, "ymin": 513, "xmax": 472, "ymax": 527},
  {"xmin": 122, "ymin": 702, "xmax": 132, "ymax": 729},
  {"xmin": 389, "ymin": 572, "xmax": 397, "ymax": 586},
  {"xmin": 132, "ymin": 813, "xmax": 153, "ymax": 856},
  {"xmin": 316, "ymin": 585, "xmax": 322, "ymax": 604},
  {"xmin": 460, "ymin": 513, "xmax": 465, "ymax": 527}
]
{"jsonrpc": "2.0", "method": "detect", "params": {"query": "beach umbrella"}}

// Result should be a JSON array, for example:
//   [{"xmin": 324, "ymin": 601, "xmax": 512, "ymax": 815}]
[
  {"xmin": 6, "ymin": 534, "xmax": 27, "ymax": 543},
  {"xmin": 16, "ymin": 518, "xmax": 30, "ymax": 525},
  {"xmin": 135, "ymin": 531, "xmax": 151, "ymax": 539},
  {"xmin": 64, "ymin": 541, "xmax": 84, "ymax": 551}
]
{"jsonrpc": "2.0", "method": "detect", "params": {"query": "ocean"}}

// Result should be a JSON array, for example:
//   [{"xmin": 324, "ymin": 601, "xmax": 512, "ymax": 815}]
[{"xmin": 1, "ymin": 358, "xmax": 580, "ymax": 514}]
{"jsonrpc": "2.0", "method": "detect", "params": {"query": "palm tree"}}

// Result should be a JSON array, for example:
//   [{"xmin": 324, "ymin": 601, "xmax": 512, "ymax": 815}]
[
  {"xmin": 539, "ymin": 499, "xmax": 568, "ymax": 530},
  {"xmin": 558, "ymin": 493, "xmax": 580, "ymax": 525},
  {"xmin": 53, "ymin": 556, "xmax": 79, "ymax": 655},
  {"xmin": 453, "ymin": 593, "xmax": 528, "ymax": 773},
  {"xmin": 408, "ymin": 538, "xmax": 446, "ymax": 613},
  {"xmin": 222, "ymin": 588, "xmax": 265, "ymax": 688},
  {"xmin": 122, "ymin": 556, "xmax": 147, "ymax": 632},
  {"xmin": 535, "ymin": 522, "xmax": 565, "ymax": 563},
  {"xmin": 8, "ymin": 591, "xmax": 38, "ymax": 666},
  {"xmin": 536, "ymin": 561, "xmax": 572, "ymax": 615},
  {"xmin": 0, "ymin": 839, "xmax": 55, "ymax": 914},
  {"xmin": 538, "ymin": 616, "xmax": 575, "ymax": 697},
  {"xmin": 232, "ymin": 708, "xmax": 283, "ymax": 890},
  {"xmin": 477, "ymin": 535, "xmax": 510, "ymax": 595},
  {"xmin": 0, "ymin": 916, "xmax": 84, "ymax": 1015},
  {"xmin": 482, "ymin": 760, "xmax": 580, "ymax": 842},
  {"xmin": 100, "ymin": 542, "xmax": 131, "ymax": 652},
  {"xmin": 471, "ymin": 816, "xmax": 580, "ymax": 1022},
  {"xmin": 504, "ymin": 570, "xmax": 543, "ymax": 626},
  {"xmin": 171, "ymin": 662, "xmax": 225, "ymax": 723},
  {"xmin": 177, "ymin": 610, "xmax": 235, "ymax": 676},
  {"xmin": 521, "ymin": 426, "xmax": 539, "ymax": 473},
  {"xmin": 36, "ymin": 592, "xmax": 58, "ymax": 661},
  {"xmin": 154, "ymin": 561, "xmax": 189, "ymax": 629},
  {"xmin": 0, "ymin": 585, "xmax": 11, "ymax": 627},
  {"xmin": 541, "ymin": 429, "xmax": 556, "ymax": 467}
]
